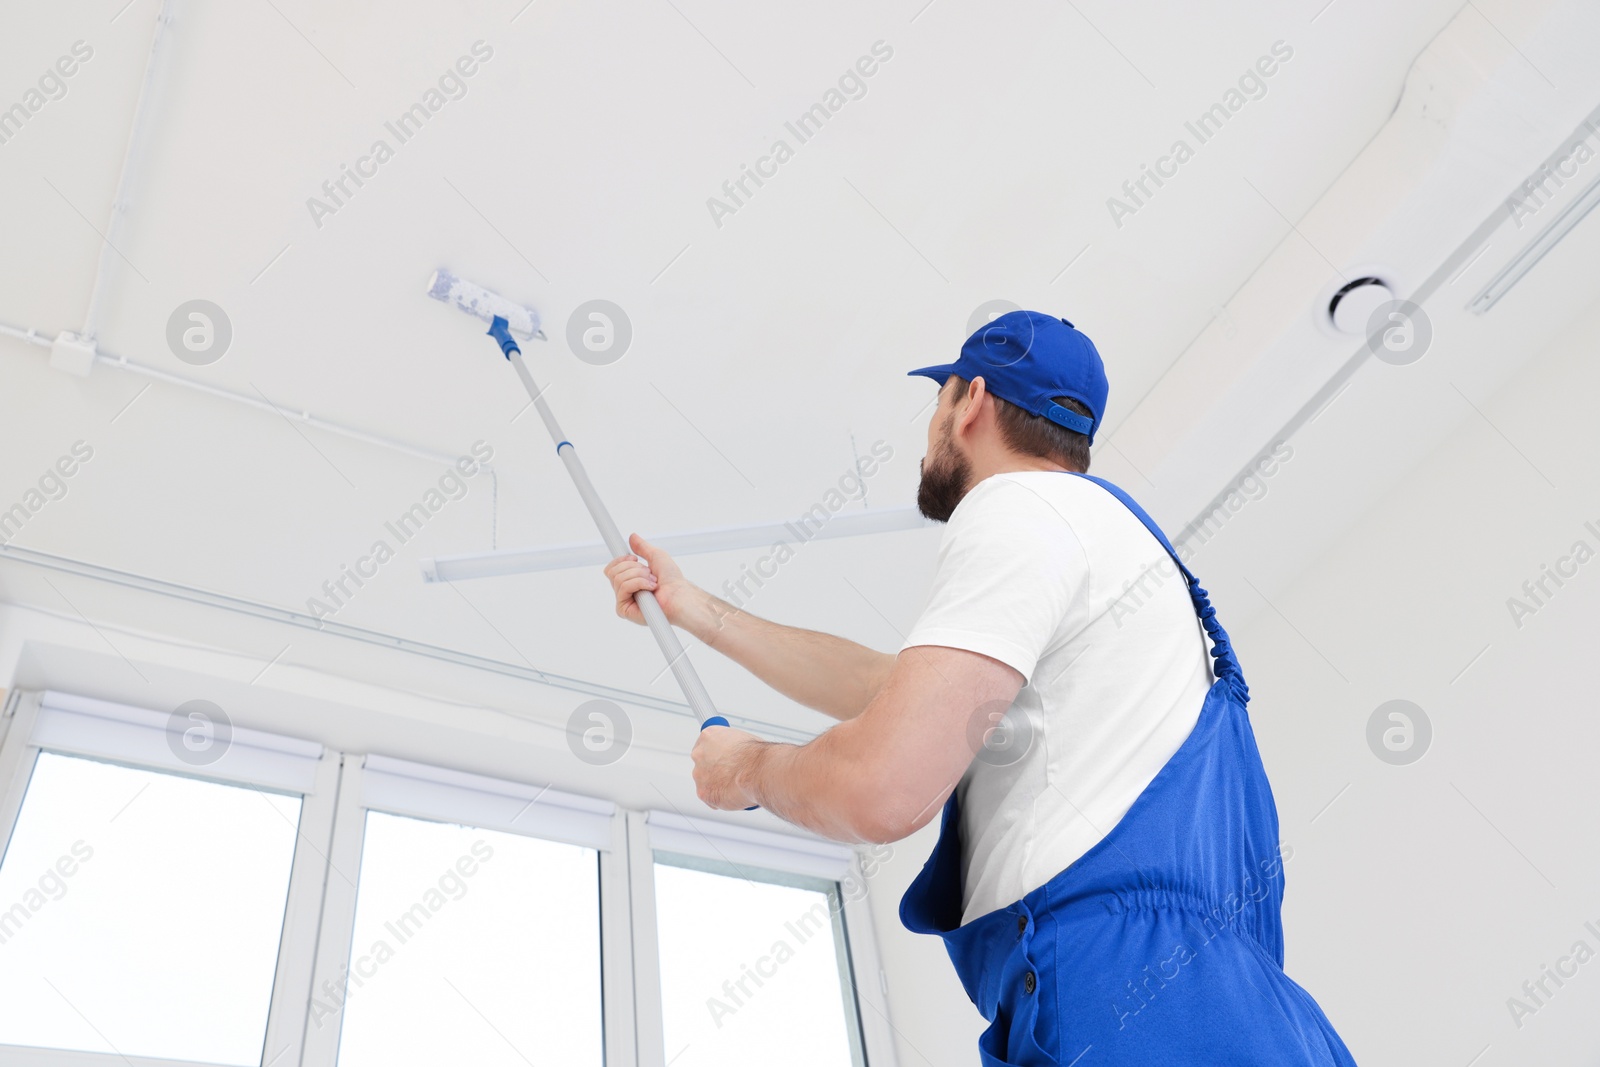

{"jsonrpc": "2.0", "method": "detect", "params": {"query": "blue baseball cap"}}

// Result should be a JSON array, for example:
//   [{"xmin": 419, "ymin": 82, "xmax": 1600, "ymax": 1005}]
[{"xmin": 907, "ymin": 310, "xmax": 1110, "ymax": 444}]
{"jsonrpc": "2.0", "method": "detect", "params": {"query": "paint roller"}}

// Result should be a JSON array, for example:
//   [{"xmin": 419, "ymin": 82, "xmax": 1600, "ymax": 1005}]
[{"xmin": 426, "ymin": 270, "xmax": 735, "ymax": 737}]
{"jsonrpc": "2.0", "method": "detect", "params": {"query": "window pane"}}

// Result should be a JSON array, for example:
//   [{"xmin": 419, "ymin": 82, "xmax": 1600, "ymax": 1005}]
[
  {"xmin": 0, "ymin": 751, "xmax": 302, "ymax": 1064},
  {"xmin": 331, "ymin": 811, "xmax": 603, "ymax": 1067},
  {"xmin": 654, "ymin": 853, "xmax": 865, "ymax": 1067}
]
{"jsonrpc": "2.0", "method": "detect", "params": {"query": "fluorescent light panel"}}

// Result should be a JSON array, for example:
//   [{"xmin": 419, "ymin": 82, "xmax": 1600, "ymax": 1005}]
[{"xmin": 421, "ymin": 506, "xmax": 934, "ymax": 582}]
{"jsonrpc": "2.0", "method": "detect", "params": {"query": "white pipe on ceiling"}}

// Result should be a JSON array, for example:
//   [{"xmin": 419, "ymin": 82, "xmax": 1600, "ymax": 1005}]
[
  {"xmin": 1172, "ymin": 101, "xmax": 1600, "ymax": 555},
  {"xmin": 1, "ymin": 320, "xmax": 467, "ymax": 469},
  {"xmin": 0, "ymin": 5, "xmax": 469, "ymax": 472},
  {"xmin": 0, "ymin": 541, "xmax": 814, "ymax": 743},
  {"xmin": 82, "ymin": 0, "xmax": 179, "ymax": 342}
]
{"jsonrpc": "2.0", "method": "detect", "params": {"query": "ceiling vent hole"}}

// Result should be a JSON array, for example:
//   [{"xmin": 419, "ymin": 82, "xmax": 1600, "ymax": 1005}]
[{"xmin": 1327, "ymin": 277, "xmax": 1393, "ymax": 334}]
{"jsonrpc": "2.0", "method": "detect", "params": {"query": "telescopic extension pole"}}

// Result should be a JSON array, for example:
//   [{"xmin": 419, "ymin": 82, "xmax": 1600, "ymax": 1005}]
[{"xmin": 483, "ymin": 316, "xmax": 732, "ymax": 733}]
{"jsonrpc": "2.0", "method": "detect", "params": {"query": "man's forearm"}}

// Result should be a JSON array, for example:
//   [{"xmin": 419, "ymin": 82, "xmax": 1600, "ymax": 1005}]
[
  {"xmin": 692, "ymin": 645, "xmax": 1020, "ymax": 842},
  {"xmin": 676, "ymin": 589, "xmax": 895, "ymax": 720},
  {"xmin": 730, "ymin": 703, "xmax": 952, "ymax": 844},
  {"xmin": 735, "ymin": 724, "xmax": 907, "ymax": 843}
]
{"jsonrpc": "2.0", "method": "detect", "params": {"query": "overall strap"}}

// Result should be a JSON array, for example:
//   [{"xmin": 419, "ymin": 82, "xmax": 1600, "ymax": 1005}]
[{"xmin": 1069, "ymin": 473, "xmax": 1247, "ymax": 697}]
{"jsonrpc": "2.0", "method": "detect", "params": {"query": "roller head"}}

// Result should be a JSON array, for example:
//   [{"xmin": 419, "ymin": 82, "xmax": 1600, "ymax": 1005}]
[{"xmin": 427, "ymin": 269, "xmax": 544, "ymax": 339}]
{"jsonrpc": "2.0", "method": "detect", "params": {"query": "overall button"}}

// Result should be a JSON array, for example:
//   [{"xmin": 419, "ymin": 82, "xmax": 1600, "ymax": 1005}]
[{"xmin": 1023, "ymin": 971, "xmax": 1037, "ymax": 995}]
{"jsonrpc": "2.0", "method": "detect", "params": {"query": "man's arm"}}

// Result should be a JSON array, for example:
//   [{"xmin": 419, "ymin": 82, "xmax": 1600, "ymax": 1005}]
[
  {"xmin": 605, "ymin": 534, "xmax": 896, "ymax": 721},
  {"xmin": 690, "ymin": 644, "xmax": 1024, "ymax": 843}
]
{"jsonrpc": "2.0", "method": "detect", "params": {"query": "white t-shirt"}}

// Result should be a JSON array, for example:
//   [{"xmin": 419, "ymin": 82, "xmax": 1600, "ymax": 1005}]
[{"xmin": 902, "ymin": 471, "xmax": 1213, "ymax": 925}]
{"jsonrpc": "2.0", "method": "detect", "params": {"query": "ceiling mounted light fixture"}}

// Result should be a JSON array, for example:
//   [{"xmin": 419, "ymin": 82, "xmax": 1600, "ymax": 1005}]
[{"xmin": 421, "ymin": 507, "xmax": 934, "ymax": 582}]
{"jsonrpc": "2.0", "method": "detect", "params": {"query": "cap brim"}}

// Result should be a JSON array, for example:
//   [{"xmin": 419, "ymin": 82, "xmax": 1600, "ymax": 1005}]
[{"xmin": 907, "ymin": 362, "xmax": 960, "ymax": 383}]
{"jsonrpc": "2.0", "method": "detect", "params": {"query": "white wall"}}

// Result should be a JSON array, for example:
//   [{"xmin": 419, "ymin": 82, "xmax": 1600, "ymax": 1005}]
[{"xmin": 1228, "ymin": 291, "xmax": 1600, "ymax": 1066}]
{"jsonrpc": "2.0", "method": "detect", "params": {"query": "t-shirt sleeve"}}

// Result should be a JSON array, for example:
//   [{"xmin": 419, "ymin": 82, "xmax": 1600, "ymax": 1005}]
[{"xmin": 901, "ymin": 478, "xmax": 1086, "ymax": 682}]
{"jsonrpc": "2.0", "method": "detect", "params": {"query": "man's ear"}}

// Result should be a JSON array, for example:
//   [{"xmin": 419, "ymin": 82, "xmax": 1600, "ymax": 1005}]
[{"xmin": 955, "ymin": 376, "xmax": 989, "ymax": 436}]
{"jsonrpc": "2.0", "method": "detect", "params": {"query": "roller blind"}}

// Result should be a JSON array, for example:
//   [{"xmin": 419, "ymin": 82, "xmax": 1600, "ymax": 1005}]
[
  {"xmin": 646, "ymin": 810, "xmax": 855, "ymax": 880},
  {"xmin": 361, "ymin": 753, "xmax": 615, "ymax": 851},
  {"xmin": 34, "ymin": 690, "xmax": 323, "ymax": 793}
]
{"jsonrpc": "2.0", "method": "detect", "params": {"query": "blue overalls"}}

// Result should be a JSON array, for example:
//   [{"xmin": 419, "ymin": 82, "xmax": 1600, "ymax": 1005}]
[{"xmin": 900, "ymin": 475, "xmax": 1358, "ymax": 1066}]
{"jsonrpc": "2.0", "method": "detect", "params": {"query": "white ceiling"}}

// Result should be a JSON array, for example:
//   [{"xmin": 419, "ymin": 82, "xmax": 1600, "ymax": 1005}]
[{"xmin": 4, "ymin": 0, "xmax": 1600, "ymax": 741}]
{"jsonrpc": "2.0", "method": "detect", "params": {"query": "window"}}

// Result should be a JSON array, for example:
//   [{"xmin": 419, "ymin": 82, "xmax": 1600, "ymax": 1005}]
[
  {"xmin": 330, "ymin": 811, "xmax": 604, "ymax": 1066},
  {"xmin": 0, "ymin": 751, "xmax": 301, "ymax": 1065},
  {"xmin": 0, "ymin": 694, "xmax": 898, "ymax": 1067},
  {"xmin": 647, "ymin": 812, "xmax": 869, "ymax": 1067}
]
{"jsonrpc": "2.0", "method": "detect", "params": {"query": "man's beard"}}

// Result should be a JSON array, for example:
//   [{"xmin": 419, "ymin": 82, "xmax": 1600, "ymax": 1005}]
[{"xmin": 916, "ymin": 424, "xmax": 972, "ymax": 523}]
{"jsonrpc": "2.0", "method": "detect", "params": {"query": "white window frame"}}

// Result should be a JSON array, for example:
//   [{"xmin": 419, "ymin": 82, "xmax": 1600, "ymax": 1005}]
[
  {"xmin": 299, "ymin": 753, "xmax": 634, "ymax": 1067},
  {"xmin": 631, "ymin": 810, "xmax": 900, "ymax": 1067},
  {"xmin": 0, "ymin": 691, "xmax": 901, "ymax": 1067},
  {"xmin": 0, "ymin": 690, "xmax": 340, "ymax": 1067}
]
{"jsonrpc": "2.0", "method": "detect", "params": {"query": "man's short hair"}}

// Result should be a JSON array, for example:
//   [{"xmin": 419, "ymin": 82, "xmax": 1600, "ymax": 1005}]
[{"xmin": 950, "ymin": 375, "xmax": 1092, "ymax": 473}]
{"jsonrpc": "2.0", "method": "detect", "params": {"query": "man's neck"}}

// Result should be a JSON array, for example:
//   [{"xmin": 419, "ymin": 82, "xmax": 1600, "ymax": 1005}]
[{"xmin": 967, "ymin": 452, "xmax": 1073, "ymax": 486}]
